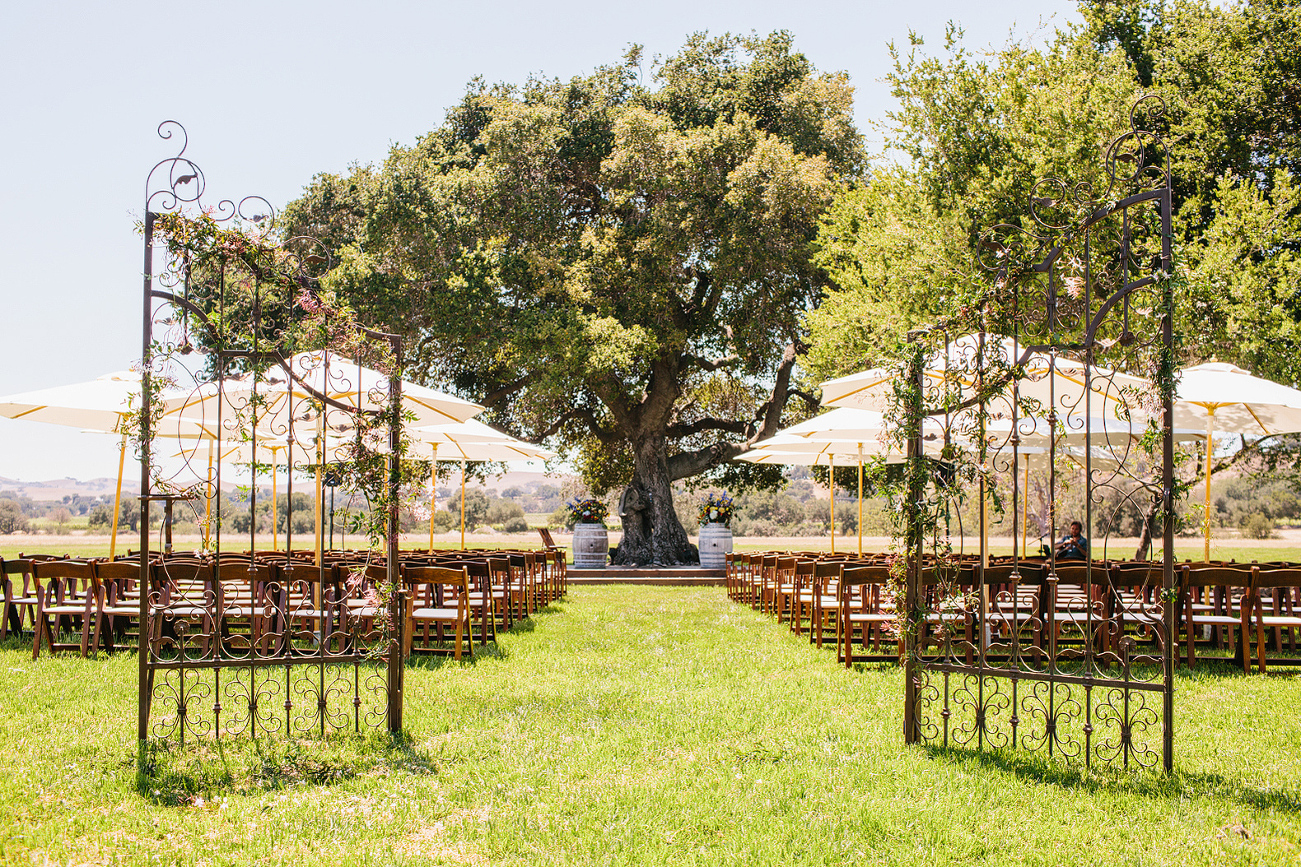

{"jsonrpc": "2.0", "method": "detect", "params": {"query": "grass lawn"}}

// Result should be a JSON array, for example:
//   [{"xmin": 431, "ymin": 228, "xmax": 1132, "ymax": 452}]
[{"xmin": 1, "ymin": 586, "xmax": 1299, "ymax": 865}]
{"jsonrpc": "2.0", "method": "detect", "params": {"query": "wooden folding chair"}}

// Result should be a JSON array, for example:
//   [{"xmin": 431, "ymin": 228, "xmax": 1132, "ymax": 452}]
[
  {"xmin": 403, "ymin": 565, "xmax": 473, "ymax": 660},
  {"xmin": 31, "ymin": 560, "xmax": 96, "ymax": 658},
  {"xmin": 837, "ymin": 564, "xmax": 896, "ymax": 667},
  {"xmin": 1244, "ymin": 567, "xmax": 1301, "ymax": 673},
  {"xmin": 1, "ymin": 557, "xmax": 40, "ymax": 639},
  {"xmin": 1181, "ymin": 564, "xmax": 1254, "ymax": 673},
  {"xmin": 788, "ymin": 559, "xmax": 817, "ymax": 635},
  {"xmin": 809, "ymin": 560, "xmax": 845, "ymax": 647},
  {"xmin": 92, "ymin": 560, "xmax": 146, "ymax": 653}
]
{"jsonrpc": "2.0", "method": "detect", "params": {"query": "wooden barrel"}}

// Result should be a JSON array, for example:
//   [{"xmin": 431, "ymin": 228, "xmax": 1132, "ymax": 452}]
[
  {"xmin": 698, "ymin": 523, "xmax": 733, "ymax": 568},
  {"xmin": 571, "ymin": 522, "xmax": 608, "ymax": 568}
]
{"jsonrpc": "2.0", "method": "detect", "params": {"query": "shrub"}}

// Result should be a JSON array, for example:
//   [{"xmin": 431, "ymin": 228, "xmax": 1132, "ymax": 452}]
[
  {"xmin": 1240, "ymin": 511, "xmax": 1276, "ymax": 539},
  {"xmin": 0, "ymin": 500, "xmax": 30, "ymax": 534},
  {"xmin": 500, "ymin": 516, "xmax": 530, "ymax": 533}
]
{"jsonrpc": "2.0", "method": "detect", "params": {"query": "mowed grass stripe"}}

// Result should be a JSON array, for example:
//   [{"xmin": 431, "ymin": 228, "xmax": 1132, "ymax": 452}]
[{"xmin": 0, "ymin": 585, "xmax": 1298, "ymax": 865}]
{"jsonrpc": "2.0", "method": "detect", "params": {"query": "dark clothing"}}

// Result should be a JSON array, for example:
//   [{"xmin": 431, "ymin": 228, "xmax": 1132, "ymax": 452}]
[{"xmin": 1057, "ymin": 533, "xmax": 1089, "ymax": 561}]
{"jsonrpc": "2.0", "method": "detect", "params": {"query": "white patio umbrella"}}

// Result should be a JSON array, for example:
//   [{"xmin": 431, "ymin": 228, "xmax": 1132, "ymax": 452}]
[
  {"xmin": 1173, "ymin": 362, "xmax": 1301, "ymax": 560},
  {"xmin": 160, "ymin": 349, "xmax": 483, "ymax": 440},
  {"xmin": 412, "ymin": 437, "xmax": 554, "ymax": 550},
  {"xmin": 740, "ymin": 440, "xmax": 915, "ymax": 556},
  {"xmin": 0, "ymin": 370, "xmax": 225, "ymax": 557},
  {"xmin": 409, "ymin": 419, "xmax": 541, "ymax": 549},
  {"xmin": 820, "ymin": 333, "xmax": 1148, "ymax": 420}
]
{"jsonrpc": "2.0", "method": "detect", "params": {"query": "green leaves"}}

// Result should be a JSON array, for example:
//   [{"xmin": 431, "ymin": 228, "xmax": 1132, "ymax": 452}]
[{"xmin": 281, "ymin": 32, "xmax": 865, "ymax": 503}]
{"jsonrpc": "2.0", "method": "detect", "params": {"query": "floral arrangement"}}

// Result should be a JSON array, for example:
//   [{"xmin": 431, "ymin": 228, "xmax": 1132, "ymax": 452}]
[
  {"xmin": 566, "ymin": 497, "xmax": 608, "ymax": 525},
  {"xmin": 698, "ymin": 492, "xmax": 735, "ymax": 527}
]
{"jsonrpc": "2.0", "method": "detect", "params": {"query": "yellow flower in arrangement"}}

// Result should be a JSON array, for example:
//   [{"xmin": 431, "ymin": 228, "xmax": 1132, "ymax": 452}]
[
  {"xmin": 566, "ymin": 497, "xmax": 608, "ymax": 524},
  {"xmin": 697, "ymin": 493, "xmax": 734, "ymax": 527}
]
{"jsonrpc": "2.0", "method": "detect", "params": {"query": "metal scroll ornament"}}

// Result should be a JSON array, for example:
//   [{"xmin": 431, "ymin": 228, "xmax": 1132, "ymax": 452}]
[
  {"xmin": 137, "ymin": 122, "xmax": 406, "ymax": 749},
  {"xmin": 899, "ymin": 96, "xmax": 1177, "ymax": 771}
]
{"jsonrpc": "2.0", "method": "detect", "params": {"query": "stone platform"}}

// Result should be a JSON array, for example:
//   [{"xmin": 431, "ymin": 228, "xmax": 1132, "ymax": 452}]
[{"xmin": 566, "ymin": 565, "xmax": 725, "ymax": 586}]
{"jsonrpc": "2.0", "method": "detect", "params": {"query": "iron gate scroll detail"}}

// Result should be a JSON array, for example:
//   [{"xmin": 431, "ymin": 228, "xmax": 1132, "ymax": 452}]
[
  {"xmin": 900, "ymin": 96, "xmax": 1177, "ymax": 770},
  {"xmin": 137, "ymin": 122, "xmax": 405, "ymax": 746}
]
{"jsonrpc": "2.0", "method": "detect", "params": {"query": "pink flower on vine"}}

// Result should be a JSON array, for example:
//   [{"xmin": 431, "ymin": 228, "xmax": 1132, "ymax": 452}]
[{"xmin": 297, "ymin": 289, "xmax": 322, "ymax": 312}]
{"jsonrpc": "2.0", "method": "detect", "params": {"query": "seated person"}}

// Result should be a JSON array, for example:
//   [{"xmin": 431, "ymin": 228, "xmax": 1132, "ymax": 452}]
[{"xmin": 1056, "ymin": 521, "xmax": 1089, "ymax": 561}]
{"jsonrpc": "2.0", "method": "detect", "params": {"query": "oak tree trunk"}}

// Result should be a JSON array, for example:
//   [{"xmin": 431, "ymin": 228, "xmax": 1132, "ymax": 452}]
[{"xmin": 613, "ymin": 434, "xmax": 697, "ymax": 566}]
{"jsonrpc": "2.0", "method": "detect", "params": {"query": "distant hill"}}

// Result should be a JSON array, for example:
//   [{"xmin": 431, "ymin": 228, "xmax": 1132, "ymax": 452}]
[
  {"xmin": 0, "ymin": 469, "xmax": 576, "ymax": 504},
  {"xmin": 0, "ymin": 476, "xmax": 137, "ymax": 501}
]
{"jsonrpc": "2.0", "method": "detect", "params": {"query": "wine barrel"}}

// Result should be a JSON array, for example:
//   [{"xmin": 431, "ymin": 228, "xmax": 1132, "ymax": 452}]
[
  {"xmin": 698, "ymin": 523, "xmax": 733, "ymax": 569},
  {"xmin": 571, "ymin": 521, "xmax": 609, "ymax": 568}
]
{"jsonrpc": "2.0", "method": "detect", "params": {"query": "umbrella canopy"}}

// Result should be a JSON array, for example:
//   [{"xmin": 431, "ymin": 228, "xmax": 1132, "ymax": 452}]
[
  {"xmin": 820, "ymin": 333, "xmax": 1148, "ymax": 420},
  {"xmin": 0, "ymin": 370, "xmax": 220, "ymax": 439},
  {"xmin": 160, "ymin": 349, "xmax": 483, "ymax": 440},
  {"xmin": 0, "ymin": 370, "xmax": 224, "ymax": 557},
  {"xmin": 1174, "ymin": 362, "xmax": 1301, "ymax": 435},
  {"xmin": 1173, "ymin": 362, "xmax": 1301, "ymax": 559}
]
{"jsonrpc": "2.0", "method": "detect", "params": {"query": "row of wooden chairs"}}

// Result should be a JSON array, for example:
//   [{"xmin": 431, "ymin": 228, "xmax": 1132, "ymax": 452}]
[
  {"xmin": 726, "ymin": 552, "xmax": 1301, "ymax": 673},
  {"xmin": 3, "ymin": 547, "xmax": 567, "ymax": 662}
]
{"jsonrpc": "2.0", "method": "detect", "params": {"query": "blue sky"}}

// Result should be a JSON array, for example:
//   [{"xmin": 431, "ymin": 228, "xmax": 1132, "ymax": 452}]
[{"xmin": 0, "ymin": 0, "xmax": 1079, "ymax": 481}]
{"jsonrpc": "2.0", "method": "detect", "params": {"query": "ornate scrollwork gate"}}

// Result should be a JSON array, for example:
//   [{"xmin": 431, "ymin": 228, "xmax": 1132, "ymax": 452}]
[
  {"xmin": 135, "ymin": 122, "xmax": 405, "ymax": 746},
  {"xmin": 898, "ymin": 96, "xmax": 1177, "ymax": 770}
]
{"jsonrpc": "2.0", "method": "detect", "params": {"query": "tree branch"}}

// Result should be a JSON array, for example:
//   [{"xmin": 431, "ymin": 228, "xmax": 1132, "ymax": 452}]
[
  {"xmin": 534, "ymin": 406, "xmax": 618, "ymax": 444},
  {"xmin": 682, "ymin": 353, "xmax": 742, "ymax": 372},
  {"xmin": 478, "ymin": 374, "xmax": 533, "ymax": 408},
  {"xmin": 751, "ymin": 341, "xmax": 801, "ymax": 443},
  {"xmin": 665, "ymin": 417, "xmax": 750, "ymax": 439}
]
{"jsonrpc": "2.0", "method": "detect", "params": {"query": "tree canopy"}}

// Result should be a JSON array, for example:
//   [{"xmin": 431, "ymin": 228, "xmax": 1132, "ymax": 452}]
[
  {"xmin": 283, "ymin": 32, "xmax": 865, "ymax": 563},
  {"xmin": 806, "ymin": 0, "xmax": 1301, "ymax": 387}
]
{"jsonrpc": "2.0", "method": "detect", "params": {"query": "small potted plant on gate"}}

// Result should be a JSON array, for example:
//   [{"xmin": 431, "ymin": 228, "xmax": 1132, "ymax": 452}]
[
  {"xmin": 566, "ymin": 497, "xmax": 609, "ymax": 568},
  {"xmin": 697, "ymin": 493, "xmax": 735, "ymax": 568}
]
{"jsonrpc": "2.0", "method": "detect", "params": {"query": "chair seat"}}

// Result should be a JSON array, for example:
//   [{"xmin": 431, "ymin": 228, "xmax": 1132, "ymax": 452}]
[
  {"xmin": 42, "ymin": 602, "xmax": 90, "ymax": 616},
  {"xmin": 1257, "ymin": 615, "xmax": 1301, "ymax": 628},
  {"xmin": 847, "ymin": 612, "xmax": 893, "ymax": 624},
  {"xmin": 1189, "ymin": 614, "xmax": 1246, "ymax": 626},
  {"xmin": 412, "ymin": 607, "xmax": 462, "ymax": 621}
]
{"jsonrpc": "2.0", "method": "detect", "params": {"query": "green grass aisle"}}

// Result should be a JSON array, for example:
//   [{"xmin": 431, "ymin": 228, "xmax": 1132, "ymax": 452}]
[{"xmin": 0, "ymin": 587, "xmax": 1298, "ymax": 865}]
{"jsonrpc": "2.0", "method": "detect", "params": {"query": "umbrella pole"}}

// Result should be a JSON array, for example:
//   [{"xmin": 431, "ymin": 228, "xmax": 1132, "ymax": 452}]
[
  {"xmin": 271, "ymin": 446, "xmax": 279, "ymax": 552},
  {"xmin": 459, "ymin": 459, "xmax": 467, "ymax": 551},
  {"xmin": 829, "ymin": 454, "xmax": 835, "ymax": 555},
  {"xmin": 203, "ymin": 441, "xmax": 213, "ymax": 552},
  {"xmin": 857, "ymin": 445, "xmax": 864, "ymax": 556},
  {"xmin": 315, "ymin": 420, "xmax": 324, "ymax": 568},
  {"xmin": 1022, "ymin": 455, "xmax": 1029, "ymax": 558},
  {"xmin": 981, "ymin": 465, "xmax": 989, "ymax": 570},
  {"xmin": 429, "ymin": 443, "xmax": 439, "ymax": 551},
  {"xmin": 1204, "ymin": 410, "xmax": 1215, "ymax": 562},
  {"xmin": 109, "ymin": 432, "xmax": 127, "ymax": 560}
]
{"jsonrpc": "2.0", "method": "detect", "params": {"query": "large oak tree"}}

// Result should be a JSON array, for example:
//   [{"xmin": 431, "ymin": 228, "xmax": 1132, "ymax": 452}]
[{"xmin": 283, "ymin": 33, "xmax": 864, "ymax": 564}]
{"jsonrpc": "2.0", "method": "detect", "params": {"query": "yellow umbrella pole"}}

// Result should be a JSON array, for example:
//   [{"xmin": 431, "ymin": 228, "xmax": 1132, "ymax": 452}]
[
  {"xmin": 108, "ymin": 432, "xmax": 127, "ymax": 560},
  {"xmin": 829, "ymin": 453, "xmax": 835, "ymax": 555},
  {"xmin": 459, "ymin": 459, "xmax": 467, "ymax": 551},
  {"xmin": 203, "ymin": 440, "xmax": 213, "ymax": 551},
  {"xmin": 1204, "ymin": 410, "xmax": 1215, "ymax": 562},
  {"xmin": 857, "ymin": 444, "xmax": 864, "ymax": 556},
  {"xmin": 428, "ymin": 443, "xmax": 439, "ymax": 551},
  {"xmin": 980, "ymin": 465, "xmax": 990, "ymax": 571},
  {"xmin": 315, "ymin": 419, "xmax": 325, "ymax": 567},
  {"xmin": 1022, "ymin": 455, "xmax": 1030, "ymax": 559},
  {"xmin": 271, "ymin": 445, "xmax": 280, "ymax": 552}
]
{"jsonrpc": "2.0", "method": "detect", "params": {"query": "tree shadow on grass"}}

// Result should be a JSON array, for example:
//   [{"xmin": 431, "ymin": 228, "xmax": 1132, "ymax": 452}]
[
  {"xmin": 922, "ymin": 744, "xmax": 1301, "ymax": 814},
  {"xmin": 134, "ymin": 729, "xmax": 438, "ymax": 807}
]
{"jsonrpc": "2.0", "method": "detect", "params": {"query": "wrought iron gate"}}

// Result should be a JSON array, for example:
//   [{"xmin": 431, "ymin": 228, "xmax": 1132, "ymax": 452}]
[
  {"xmin": 898, "ymin": 96, "xmax": 1177, "ymax": 770},
  {"xmin": 136, "ymin": 122, "xmax": 405, "ymax": 744}
]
